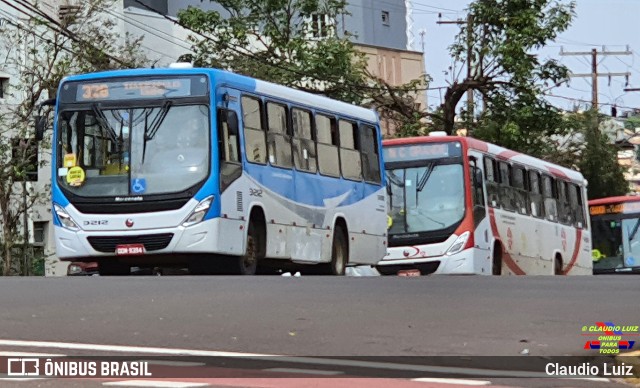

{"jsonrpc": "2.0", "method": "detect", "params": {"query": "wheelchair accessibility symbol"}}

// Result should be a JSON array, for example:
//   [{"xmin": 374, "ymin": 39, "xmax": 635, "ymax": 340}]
[{"xmin": 131, "ymin": 178, "xmax": 147, "ymax": 194}]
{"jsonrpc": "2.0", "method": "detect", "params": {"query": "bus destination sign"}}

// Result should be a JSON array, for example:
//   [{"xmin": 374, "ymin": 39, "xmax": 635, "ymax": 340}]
[
  {"xmin": 76, "ymin": 78, "xmax": 192, "ymax": 101},
  {"xmin": 59, "ymin": 75, "xmax": 209, "ymax": 103},
  {"xmin": 589, "ymin": 201, "xmax": 640, "ymax": 216},
  {"xmin": 383, "ymin": 142, "xmax": 462, "ymax": 163}
]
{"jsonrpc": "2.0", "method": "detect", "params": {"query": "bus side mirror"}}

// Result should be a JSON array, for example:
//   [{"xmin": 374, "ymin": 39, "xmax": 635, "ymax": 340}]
[
  {"xmin": 34, "ymin": 98, "xmax": 56, "ymax": 142},
  {"xmin": 35, "ymin": 116, "xmax": 46, "ymax": 141},
  {"xmin": 226, "ymin": 111, "xmax": 239, "ymax": 135}
]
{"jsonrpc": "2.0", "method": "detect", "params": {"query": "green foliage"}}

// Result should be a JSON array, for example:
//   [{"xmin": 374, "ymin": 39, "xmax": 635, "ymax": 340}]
[
  {"xmin": 177, "ymin": 0, "xmax": 429, "ymax": 133},
  {"xmin": 440, "ymin": 0, "xmax": 575, "ymax": 134},
  {"xmin": 0, "ymin": 0, "xmax": 147, "ymax": 275},
  {"xmin": 178, "ymin": 0, "xmax": 369, "ymax": 104},
  {"xmin": 568, "ymin": 111, "xmax": 628, "ymax": 199}
]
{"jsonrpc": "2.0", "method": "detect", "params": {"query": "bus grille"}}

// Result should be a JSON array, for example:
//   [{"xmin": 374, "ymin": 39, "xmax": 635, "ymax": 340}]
[{"xmin": 87, "ymin": 234, "xmax": 174, "ymax": 253}]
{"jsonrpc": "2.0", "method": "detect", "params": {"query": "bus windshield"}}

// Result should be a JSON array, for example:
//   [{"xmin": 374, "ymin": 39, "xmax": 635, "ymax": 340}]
[
  {"xmin": 387, "ymin": 163, "xmax": 465, "ymax": 234},
  {"xmin": 592, "ymin": 215, "xmax": 640, "ymax": 270},
  {"xmin": 57, "ymin": 104, "xmax": 210, "ymax": 197}
]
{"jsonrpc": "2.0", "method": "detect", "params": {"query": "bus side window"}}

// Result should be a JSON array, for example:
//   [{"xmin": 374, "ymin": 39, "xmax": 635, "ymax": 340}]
[
  {"xmin": 315, "ymin": 114, "xmax": 340, "ymax": 177},
  {"xmin": 339, "ymin": 120, "xmax": 362, "ymax": 181},
  {"xmin": 498, "ymin": 161, "xmax": 515, "ymax": 212},
  {"xmin": 511, "ymin": 165, "xmax": 528, "ymax": 215},
  {"xmin": 241, "ymin": 96, "xmax": 267, "ymax": 164},
  {"xmin": 218, "ymin": 108, "xmax": 242, "ymax": 192},
  {"xmin": 266, "ymin": 102, "xmax": 293, "ymax": 168},
  {"xmin": 569, "ymin": 183, "xmax": 585, "ymax": 228},
  {"xmin": 359, "ymin": 124, "xmax": 381, "ymax": 183},
  {"xmin": 484, "ymin": 156, "xmax": 499, "ymax": 208},
  {"xmin": 556, "ymin": 180, "xmax": 571, "ymax": 225},
  {"xmin": 528, "ymin": 170, "xmax": 544, "ymax": 219},
  {"xmin": 291, "ymin": 108, "xmax": 316, "ymax": 173},
  {"xmin": 542, "ymin": 175, "xmax": 557, "ymax": 222},
  {"xmin": 470, "ymin": 159, "xmax": 486, "ymax": 227}
]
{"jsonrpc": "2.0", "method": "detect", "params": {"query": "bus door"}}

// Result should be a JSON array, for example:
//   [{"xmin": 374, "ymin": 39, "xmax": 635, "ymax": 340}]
[
  {"xmin": 469, "ymin": 155, "xmax": 492, "ymax": 272},
  {"xmin": 216, "ymin": 88, "xmax": 243, "ymax": 195}
]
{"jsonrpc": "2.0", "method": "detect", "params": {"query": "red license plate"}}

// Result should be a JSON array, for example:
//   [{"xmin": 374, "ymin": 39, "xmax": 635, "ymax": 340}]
[
  {"xmin": 398, "ymin": 269, "xmax": 421, "ymax": 277},
  {"xmin": 115, "ymin": 244, "xmax": 145, "ymax": 255}
]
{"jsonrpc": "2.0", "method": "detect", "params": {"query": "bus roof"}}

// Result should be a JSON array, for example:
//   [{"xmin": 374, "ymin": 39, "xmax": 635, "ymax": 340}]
[
  {"xmin": 588, "ymin": 195, "xmax": 640, "ymax": 206},
  {"xmin": 60, "ymin": 67, "xmax": 379, "ymax": 123},
  {"xmin": 383, "ymin": 135, "xmax": 585, "ymax": 185}
]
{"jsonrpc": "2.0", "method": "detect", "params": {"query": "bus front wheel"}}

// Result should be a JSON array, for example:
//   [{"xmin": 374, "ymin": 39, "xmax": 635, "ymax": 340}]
[
  {"xmin": 492, "ymin": 242, "xmax": 503, "ymax": 276},
  {"xmin": 235, "ymin": 222, "xmax": 262, "ymax": 275}
]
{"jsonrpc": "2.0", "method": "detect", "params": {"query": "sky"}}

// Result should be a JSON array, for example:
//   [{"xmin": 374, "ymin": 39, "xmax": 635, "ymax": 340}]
[{"xmin": 410, "ymin": 0, "xmax": 640, "ymax": 116}]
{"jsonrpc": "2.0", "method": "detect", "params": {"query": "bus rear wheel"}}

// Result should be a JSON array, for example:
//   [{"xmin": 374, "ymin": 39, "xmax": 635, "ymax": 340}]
[
  {"xmin": 98, "ymin": 260, "xmax": 130, "ymax": 276},
  {"xmin": 324, "ymin": 226, "xmax": 347, "ymax": 276}
]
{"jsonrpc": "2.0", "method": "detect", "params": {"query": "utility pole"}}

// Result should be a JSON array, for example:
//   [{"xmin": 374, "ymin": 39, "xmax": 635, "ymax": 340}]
[
  {"xmin": 437, "ymin": 13, "xmax": 474, "ymax": 122},
  {"xmin": 560, "ymin": 46, "xmax": 632, "ymax": 110}
]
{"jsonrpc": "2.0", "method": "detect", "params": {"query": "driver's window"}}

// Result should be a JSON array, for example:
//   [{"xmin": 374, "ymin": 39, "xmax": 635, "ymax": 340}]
[{"xmin": 218, "ymin": 108, "xmax": 242, "ymax": 192}]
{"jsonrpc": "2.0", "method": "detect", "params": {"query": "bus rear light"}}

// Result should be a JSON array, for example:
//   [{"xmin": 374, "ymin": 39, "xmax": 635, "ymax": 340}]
[
  {"xmin": 54, "ymin": 204, "xmax": 80, "ymax": 231},
  {"xmin": 182, "ymin": 196, "xmax": 214, "ymax": 227},
  {"xmin": 446, "ymin": 231, "xmax": 472, "ymax": 256}
]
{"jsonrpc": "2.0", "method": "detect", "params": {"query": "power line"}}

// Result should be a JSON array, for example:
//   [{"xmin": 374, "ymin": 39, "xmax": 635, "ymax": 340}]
[
  {"xmin": 130, "ymin": 0, "xmax": 428, "ymax": 95},
  {"xmin": 3, "ymin": 0, "xmax": 133, "ymax": 68}
]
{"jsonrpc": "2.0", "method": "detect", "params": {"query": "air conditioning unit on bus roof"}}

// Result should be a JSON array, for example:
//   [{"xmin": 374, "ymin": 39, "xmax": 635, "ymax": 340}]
[
  {"xmin": 429, "ymin": 131, "xmax": 447, "ymax": 137},
  {"xmin": 168, "ymin": 62, "xmax": 193, "ymax": 69}
]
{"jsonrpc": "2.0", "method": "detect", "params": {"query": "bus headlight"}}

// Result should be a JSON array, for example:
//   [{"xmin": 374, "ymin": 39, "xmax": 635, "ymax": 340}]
[
  {"xmin": 182, "ymin": 196, "xmax": 214, "ymax": 227},
  {"xmin": 54, "ymin": 204, "xmax": 80, "ymax": 231},
  {"xmin": 446, "ymin": 231, "xmax": 471, "ymax": 256}
]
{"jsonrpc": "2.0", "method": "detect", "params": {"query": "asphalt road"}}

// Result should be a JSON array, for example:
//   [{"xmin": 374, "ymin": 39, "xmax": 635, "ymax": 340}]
[{"xmin": 0, "ymin": 275, "xmax": 638, "ymax": 388}]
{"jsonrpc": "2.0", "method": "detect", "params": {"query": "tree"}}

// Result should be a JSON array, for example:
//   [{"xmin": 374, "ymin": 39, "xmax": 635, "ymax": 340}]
[
  {"xmin": 176, "ymin": 0, "xmax": 429, "ymax": 135},
  {"xmin": 437, "ymin": 0, "xmax": 575, "ymax": 135},
  {"xmin": 0, "ymin": 0, "xmax": 147, "ymax": 275},
  {"xmin": 568, "ymin": 111, "xmax": 628, "ymax": 199}
]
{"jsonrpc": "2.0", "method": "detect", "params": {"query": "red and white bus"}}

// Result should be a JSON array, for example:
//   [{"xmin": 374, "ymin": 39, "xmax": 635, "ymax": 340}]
[
  {"xmin": 378, "ymin": 133, "xmax": 592, "ymax": 276},
  {"xmin": 589, "ymin": 196, "xmax": 640, "ymax": 274}
]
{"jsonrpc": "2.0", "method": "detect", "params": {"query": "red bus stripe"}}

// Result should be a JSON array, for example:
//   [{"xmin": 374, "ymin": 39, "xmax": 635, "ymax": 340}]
[
  {"xmin": 488, "ymin": 208, "xmax": 526, "ymax": 275},
  {"xmin": 561, "ymin": 228, "xmax": 583, "ymax": 275}
]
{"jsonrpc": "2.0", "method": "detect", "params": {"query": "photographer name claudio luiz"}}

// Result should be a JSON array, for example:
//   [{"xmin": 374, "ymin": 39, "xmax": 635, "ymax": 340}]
[{"xmin": 546, "ymin": 362, "xmax": 635, "ymax": 377}]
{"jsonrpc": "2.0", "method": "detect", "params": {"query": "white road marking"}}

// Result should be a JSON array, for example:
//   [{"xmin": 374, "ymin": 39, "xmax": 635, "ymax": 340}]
[
  {"xmin": 0, "ymin": 377, "xmax": 46, "ymax": 381},
  {"xmin": 263, "ymin": 367, "xmax": 344, "ymax": 375},
  {"xmin": 103, "ymin": 381, "xmax": 209, "ymax": 387},
  {"xmin": 139, "ymin": 360, "xmax": 206, "ymax": 367},
  {"xmin": 568, "ymin": 377, "xmax": 611, "ymax": 382},
  {"xmin": 412, "ymin": 377, "xmax": 491, "ymax": 385},
  {"xmin": 0, "ymin": 351, "xmax": 65, "ymax": 357},
  {"xmin": 0, "ymin": 339, "xmax": 609, "ymax": 380}
]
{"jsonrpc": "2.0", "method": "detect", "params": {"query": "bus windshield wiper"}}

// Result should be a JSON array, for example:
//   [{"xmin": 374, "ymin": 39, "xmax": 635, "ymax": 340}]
[
  {"xmin": 628, "ymin": 219, "xmax": 640, "ymax": 242},
  {"xmin": 142, "ymin": 101, "xmax": 172, "ymax": 163},
  {"xmin": 417, "ymin": 163, "xmax": 435, "ymax": 192},
  {"xmin": 91, "ymin": 104, "xmax": 118, "ymax": 146}
]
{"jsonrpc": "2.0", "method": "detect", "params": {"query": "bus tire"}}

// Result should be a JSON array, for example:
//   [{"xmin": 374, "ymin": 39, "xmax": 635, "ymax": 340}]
[
  {"xmin": 235, "ymin": 221, "xmax": 262, "ymax": 275},
  {"xmin": 492, "ymin": 242, "xmax": 503, "ymax": 276},
  {"xmin": 327, "ymin": 225, "xmax": 348, "ymax": 276},
  {"xmin": 98, "ymin": 260, "xmax": 130, "ymax": 276},
  {"xmin": 554, "ymin": 254, "xmax": 563, "ymax": 275}
]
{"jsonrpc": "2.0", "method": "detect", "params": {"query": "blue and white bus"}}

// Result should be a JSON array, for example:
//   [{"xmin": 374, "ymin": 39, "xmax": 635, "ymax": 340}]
[{"xmin": 40, "ymin": 65, "xmax": 387, "ymax": 275}]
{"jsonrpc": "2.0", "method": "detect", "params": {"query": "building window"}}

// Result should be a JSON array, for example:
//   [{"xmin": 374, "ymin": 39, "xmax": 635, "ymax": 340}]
[
  {"xmin": 33, "ymin": 221, "xmax": 47, "ymax": 246},
  {"xmin": 305, "ymin": 13, "xmax": 335, "ymax": 38},
  {"xmin": 11, "ymin": 138, "xmax": 38, "ymax": 181},
  {"xmin": 0, "ymin": 77, "xmax": 8, "ymax": 99},
  {"xmin": 381, "ymin": 11, "xmax": 390, "ymax": 26}
]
